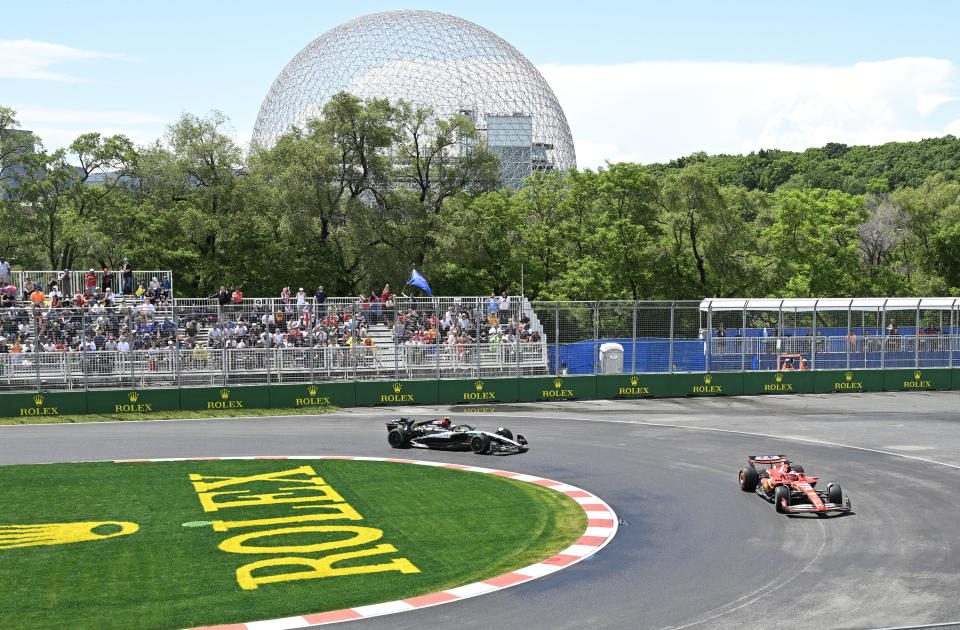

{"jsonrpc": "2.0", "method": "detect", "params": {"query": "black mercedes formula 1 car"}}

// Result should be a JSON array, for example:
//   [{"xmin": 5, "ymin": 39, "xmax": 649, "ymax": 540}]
[
  {"xmin": 385, "ymin": 417, "xmax": 528, "ymax": 455},
  {"xmin": 739, "ymin": 454, "xmax": 852, "ymax": 516}
]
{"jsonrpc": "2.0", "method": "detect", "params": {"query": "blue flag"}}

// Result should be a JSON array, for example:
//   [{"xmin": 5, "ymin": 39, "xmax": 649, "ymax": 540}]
[{"xmin": 406, "ymin": 269, "xmax": 432, "ymax": 296}]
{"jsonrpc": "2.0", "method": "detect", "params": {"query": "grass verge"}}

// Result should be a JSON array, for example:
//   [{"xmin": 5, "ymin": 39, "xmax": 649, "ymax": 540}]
[
  {"xmin": 0, "ymin": 458, "xmax": 588, "ymax": 630},
  {"xmin": 0, "ymin": 405, "xmax": 337, "ymax": 425}
]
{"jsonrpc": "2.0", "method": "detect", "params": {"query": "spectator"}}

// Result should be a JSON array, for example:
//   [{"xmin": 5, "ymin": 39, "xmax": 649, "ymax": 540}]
[
  {"xmin": 85, "ymin": 269, "xmax": 97, "ymax": 294},
  {"xmin": 800, "ymin": 358, "xmax": 810, "ymax": 370},
  {"xmin": 315, "ymin": 285, "xmax": 327, "ymax": 316},
  {"xmin": 486, "ymin": 292, "xmax": 499, "ymax": 322},
  {"xmin": 281, "ymin": 286, "xmax": 291, "ymax": 313},
  {"xmin": 370, "ymin": 291, "xmax": 381, "ymax": 324},
  {"xmin": 213, "ymin": 286, "xmax": 230, "ymax": 308},
  {"xmin": 296, "ymin": 287, "xmax": 307, "ymax": 312},
  {"xmin": 231, "ymin": 286, "xmax": 243, "ymax": 305},
  {"xmin": 0, "ymin": 256, "xmax": 9, "ymax": 285},
  {"xmin": 102, "ymin": 268, "xmax": 114, "ymax": 293},
  {"xmin": 120, "ymin": 258, "xmax": 132, "ymax": 295}
]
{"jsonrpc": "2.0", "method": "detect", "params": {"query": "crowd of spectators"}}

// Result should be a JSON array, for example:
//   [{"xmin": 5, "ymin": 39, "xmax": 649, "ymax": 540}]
[{"xmin": 1, "ymin": 257, "xmax": 543, "ymax": 373}]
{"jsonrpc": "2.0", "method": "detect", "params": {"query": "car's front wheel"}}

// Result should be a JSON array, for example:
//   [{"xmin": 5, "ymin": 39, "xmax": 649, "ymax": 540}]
[
  {"xmin": 774, "ymin": 485, "xmax": 791, "ymax": 513},
  {"xmin": 827, "ymin": 483, "xmax": 843, "ymax": 505},
  {"xmin": 387, "ymin": 429, "xmax": 409, "ymax": 449},
  {"xmin": 470, "ymin": 434, "xmax": 490, "ymax": 454}
]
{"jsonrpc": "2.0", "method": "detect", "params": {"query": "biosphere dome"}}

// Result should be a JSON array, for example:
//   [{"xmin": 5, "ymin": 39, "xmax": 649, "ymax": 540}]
[{"xmin": 252, "ymin": 10, "xmax": 576, "ymax": 185}]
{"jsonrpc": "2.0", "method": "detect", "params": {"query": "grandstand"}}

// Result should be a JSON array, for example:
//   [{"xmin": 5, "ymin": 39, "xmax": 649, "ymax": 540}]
[{"xmin": 0, "ymin": 271, "xmax": 550, "ymax": 392}]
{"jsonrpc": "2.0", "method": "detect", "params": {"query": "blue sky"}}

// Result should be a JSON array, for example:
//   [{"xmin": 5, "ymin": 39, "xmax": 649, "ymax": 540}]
[{"xmin": 3, "ymin": 1, "xmax": 959, "ymax": 168}]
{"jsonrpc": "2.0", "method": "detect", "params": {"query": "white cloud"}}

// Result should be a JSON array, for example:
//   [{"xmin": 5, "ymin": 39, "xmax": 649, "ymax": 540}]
[
  {"xmin": 538, "ymin": 57, "xmax": 959, "ymax": 169},
  {"xmin": 947, "ymin": 119, "xmax": 960, "ymax": 136},
  {"xmin": 0, "ymin": 39, "xmax": 136, "ymax": 81}
]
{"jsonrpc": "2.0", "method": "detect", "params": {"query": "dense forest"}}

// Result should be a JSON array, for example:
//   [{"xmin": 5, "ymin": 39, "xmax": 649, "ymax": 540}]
[{"xmin": 2, "ymin": 99, "xmax": 960, "ymax": 300}]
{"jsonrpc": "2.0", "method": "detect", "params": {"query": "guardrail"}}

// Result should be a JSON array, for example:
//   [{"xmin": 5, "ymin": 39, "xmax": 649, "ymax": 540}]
[{"xmin": 1, "ymin": 367, "xmax": 956, "ymax": 418}]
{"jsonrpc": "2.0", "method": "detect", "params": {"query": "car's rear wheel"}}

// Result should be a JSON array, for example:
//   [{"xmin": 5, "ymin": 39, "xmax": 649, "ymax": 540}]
[
  {"xmin": 774, "ymin": 485, "xmax": 791, "ymax": 513},
  {"xmin": 470, "ymin": 434, "xmax": 490, "ymax": 454},
  {"xmin": 739, "ymin": 467, "xmax": 759, "ymax": 492},
  {"xmin": 827, "ymin": 483, "xmax": 843, "ymax": 505},
  {"xmin": 387, "ymin": 429, "xmax": 409, "ymax": 449}
]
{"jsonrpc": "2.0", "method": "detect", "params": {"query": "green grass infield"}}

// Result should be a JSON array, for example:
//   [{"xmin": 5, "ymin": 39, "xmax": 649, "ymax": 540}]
[{"xmin": 0, "ymin": 458, "xmax": 588, "ymax": 630}]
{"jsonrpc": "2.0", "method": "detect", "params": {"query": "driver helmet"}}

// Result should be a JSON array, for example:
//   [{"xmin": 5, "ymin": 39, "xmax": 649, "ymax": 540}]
[{"xmin": 438, "ymin": 416, "xmax": 451, "ymax": 427}]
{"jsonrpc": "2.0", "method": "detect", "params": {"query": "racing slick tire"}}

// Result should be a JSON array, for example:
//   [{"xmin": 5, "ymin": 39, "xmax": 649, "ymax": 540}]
[
  {"xmin": 774, "ymin": 485, "xmax": 791, "ymax": 513},
  {"xmin": 739, "ymin": 467, "xmax": 759, "ymax": 492},
  {"xmin": 827, "ymin": 483, "xmax": 843, "ymax": 505},
  {"xmin": 387, "ymin": 429, "xmax": 410, "ymax": 449},
  {"xmin": 470, "ymin": 434, "xmax": 491, "ymax": 454}
]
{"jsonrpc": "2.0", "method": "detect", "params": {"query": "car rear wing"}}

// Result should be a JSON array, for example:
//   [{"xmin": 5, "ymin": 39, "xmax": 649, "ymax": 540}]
[{"xmin": 748, "ymin": 455, "xmax": 788, "ymax": 464}]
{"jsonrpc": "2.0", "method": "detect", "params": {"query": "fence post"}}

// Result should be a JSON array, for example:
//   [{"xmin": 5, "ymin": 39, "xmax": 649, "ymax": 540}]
[
  {"xmin": 81, "ymin": 307, "xmax": 89, "ymax": 391},
  {"xmin": 593, "ymin": 302, "xmax": 599, "ymax": 375},
  {"xmin": 741, "ymin": 304, "xmax": 747, "ymax": 371},
  {"xmin": 221, "ymin": 304, "xmax": 229, "ymax": 386},
  {"xmin": 951, "ymin": 300, "xmax": 957, "ymax": 369},
  {"xmin": 631, "ymin": 302, "xmax": 637, "ymax": 374},
  {"xmin": 669, "ymin": 302, "xmax": 675, "ymax": 373},
  {"xmin": 174, "ymin": 302, "xmax": 181, "ymax": 389},
  {"xmin": 811, "ymin": 299, "xmax": 819, "ymax": 370},
  {"xmin": 880, "ymin": 299, "xmax": 887, "ymax": 370},
  {"xmin": 915, "ymin": 300, "xmax": 920, "ymax": 369},
  {"xmin": 309, "ymin": 300, "xmax": 315, "ymax": 385},
  {"xmin": 554, "ymin": 301, "xmax": 560, "ymax": 375},
  {"xmin": 846, "ymin": 301, "xmax": 852, "ymax": 370},
  {"xmin": 128, "ymin": 309, "xmax": 134, "ymax": 387},
  {"xmin": 706, "ymin": 303, "xmax": 713, "ymax": 372},
  {"xmin": 34, "ymin": 306, "xmax": 41, "ymax": 392}
]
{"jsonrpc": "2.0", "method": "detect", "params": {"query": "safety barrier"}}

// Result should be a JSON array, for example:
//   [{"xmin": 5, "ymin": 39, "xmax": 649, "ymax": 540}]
[{"xmin": 1, "ymin": 367, "xmax": 957, "ymax": 418}]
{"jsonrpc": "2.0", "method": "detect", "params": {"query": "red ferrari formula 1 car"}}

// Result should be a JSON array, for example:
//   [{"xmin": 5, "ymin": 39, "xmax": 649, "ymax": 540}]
[{"xmin": 738, "ymin": 455, "xmax": 852, "ymax": 515}]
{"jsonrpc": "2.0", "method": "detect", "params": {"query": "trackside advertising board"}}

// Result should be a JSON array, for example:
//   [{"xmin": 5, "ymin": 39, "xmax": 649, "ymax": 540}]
[
  {"xmin": 438, "ymin": 378, "xmax": 519, "ymax": 404},
  {"xmin": 2, "ymin": 368, "xmax": 960, "ymax": 418},
  {"xmin": 596, "ymin": 373, "xmax": 672, "ymax": 398},
  {"xmin": 742, "ymin": 370, "xmax": 814, "ymax": 395},
  {"xmin": 516, "ymin": 376, "xmax": 596, "ymax": 402},
  {"xmin": 269, "ymin": 382, "xmax": 356, "ymax": 409}
]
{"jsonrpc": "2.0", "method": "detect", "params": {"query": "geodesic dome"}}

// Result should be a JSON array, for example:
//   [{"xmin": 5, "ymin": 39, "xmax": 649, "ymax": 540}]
[{"xmin": 252, "ymin": 10, "xmax": 576, "ymax": 182}]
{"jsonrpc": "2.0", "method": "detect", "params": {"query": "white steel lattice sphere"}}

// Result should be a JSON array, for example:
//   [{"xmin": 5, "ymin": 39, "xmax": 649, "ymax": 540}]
[{"xmin": 252, "ymin": 10, "xmax": 576, "ymax": 175}]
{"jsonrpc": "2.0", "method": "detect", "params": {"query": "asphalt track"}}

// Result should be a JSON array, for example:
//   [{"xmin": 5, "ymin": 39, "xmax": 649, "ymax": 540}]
[{"xmin": 3, "ymin": 391, "xmax": 960, "ymax": 630}]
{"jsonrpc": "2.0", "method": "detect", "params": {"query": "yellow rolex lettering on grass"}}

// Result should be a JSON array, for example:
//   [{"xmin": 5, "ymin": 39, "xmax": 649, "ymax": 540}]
[
  {"xmin": 188, "ymin": 464, "xmax": 419, "ymax": 589},
  {"xmin": 208, "ymin": 388, "xmax": 244, "ymax": 410},
  {"xmin": 19, "ymin": 394, "xmax": 59, "ymax": 416},
  {"xmin": 0, "ymin": 521, "xmax": 138, "ymax": 549},
  {"xmin": 380, "ymin": 382, "xmax": 414, "ymax": 403}
]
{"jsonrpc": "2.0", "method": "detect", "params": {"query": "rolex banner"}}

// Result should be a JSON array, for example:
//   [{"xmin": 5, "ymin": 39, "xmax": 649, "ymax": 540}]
[{"xmin": 437, "ymin": 379, "xmax": 519, "ymax": 404}]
